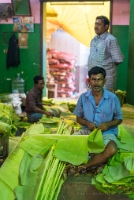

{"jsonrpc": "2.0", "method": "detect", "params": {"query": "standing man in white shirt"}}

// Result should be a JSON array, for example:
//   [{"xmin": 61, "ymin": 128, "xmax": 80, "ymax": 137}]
[{"xmin": 88, "ymin": 15, "xmax": 124, "ymax": 92}]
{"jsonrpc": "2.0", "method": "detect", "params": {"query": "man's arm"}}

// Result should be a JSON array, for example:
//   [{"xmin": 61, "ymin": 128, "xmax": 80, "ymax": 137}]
[
  {"xmin": 33, "ymin": 107, "xmax": 53, "ymax": 117},
  {"xmin": 115, "ymin": 62, "xmax": 121, "ymax": 66},
  {"xmin": 109, "ymin": 39, "xmax": 124, "ymax": 65},
  {"xmin": 77, "ymin": 116, "xmax": 96, "ymax": 131},
  {"xmin": 98, "ymin": 119, "xmax": 122, "ymax": 132},
  {"xmin": 27, "ymin": 92, "xmax": 53, "ymax": 117}
]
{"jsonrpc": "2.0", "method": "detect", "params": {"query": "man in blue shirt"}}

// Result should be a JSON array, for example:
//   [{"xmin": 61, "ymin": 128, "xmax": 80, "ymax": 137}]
[
  {"xmin": 73, "ymin": 66, "xmax": 122, "ymax": 173},
  {"xmin": 88, "ymin": 16, "xmax": 124, "ymax": 92}
]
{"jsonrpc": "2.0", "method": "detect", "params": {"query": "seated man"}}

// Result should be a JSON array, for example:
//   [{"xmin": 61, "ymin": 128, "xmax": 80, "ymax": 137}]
[
  {"xmin": 73, "ymin": 66, "xmax": 122, "ymax": 173},
  {"xmin": 25, "ymin": 75, "xmax": 53, "ymax": 122}
]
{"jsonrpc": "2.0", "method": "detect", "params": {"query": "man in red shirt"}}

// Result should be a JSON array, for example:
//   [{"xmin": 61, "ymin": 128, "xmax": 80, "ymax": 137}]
[{"xmin": 25, "ymin": 75, "xmax": 53, "ymax": 122}]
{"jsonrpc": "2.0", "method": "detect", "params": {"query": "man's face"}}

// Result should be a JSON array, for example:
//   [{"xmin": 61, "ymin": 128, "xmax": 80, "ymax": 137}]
[
  {"xmin": 94, "ymin": 19, "xmax": 108, "ymax": 35},
  {"xmin": 35, "ymin": 79, "xmax": 45, "ymax": 90},
  {"xmin": 88, "ymin": 73, "xmax": 106, "ymax": 92}
]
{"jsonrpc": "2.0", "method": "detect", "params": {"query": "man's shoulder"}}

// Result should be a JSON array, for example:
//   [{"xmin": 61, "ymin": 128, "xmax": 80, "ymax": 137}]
[
  {"xmin": 79, "ymin": 90, "xmax": 91, "ymax": 100},
  {"xmin": 92, "ymin": 32, "xmax": 116, "ymax": 42},
  {"xmin": 82, "ymin": 89, "xmax": 91, "ymax": 96},
  {"xmin": 104, "ymin": 32, "xmax": 117, "ymax": 41},
  {"xmin": 91, "ymin": 35, "xmax": 97, "ymax": 42},
  {"xmin": 104, "ymin": 89, "xmax": 117, "ymax": 99},
  {"xmin": 26, "ymin": 87, "xmax": 35, "ymax": 96}
]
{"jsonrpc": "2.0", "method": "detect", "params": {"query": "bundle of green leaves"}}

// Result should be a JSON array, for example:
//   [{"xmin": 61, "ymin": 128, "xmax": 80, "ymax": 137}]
[
  {"xmin": 92, "ymin": 125, "xmax": 134, "ymax": 199},
  {"xmin": 0, "ymin": 124, "xmax": 134, "ymax": 199}
]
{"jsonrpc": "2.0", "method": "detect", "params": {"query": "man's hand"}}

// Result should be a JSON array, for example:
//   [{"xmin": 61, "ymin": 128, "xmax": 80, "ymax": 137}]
[
  {"xmin": 77, "ymin": 116, "xmax": 97, "ymax": 131},
  {"xmin": 44, "ymin": 111, "xmax": 53, "ymax": 117},
  {"xmin": 98, "ymin": 123, "xmax": 109, "ymax": 131},
  {"xmin": 86, "ymin": 121, "xmax": 96, "ymax": 131}
]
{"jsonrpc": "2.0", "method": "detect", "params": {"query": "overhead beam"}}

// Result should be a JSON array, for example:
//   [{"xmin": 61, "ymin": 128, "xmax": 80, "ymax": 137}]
[{"xmin": 40, "ymin": 0, "xmax": 110, "ymax": 2}]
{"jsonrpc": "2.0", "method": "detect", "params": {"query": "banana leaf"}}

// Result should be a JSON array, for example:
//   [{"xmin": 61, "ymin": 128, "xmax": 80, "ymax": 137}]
[
  {"xmin": 1, "ymin": 123, "xmax": 134, "ymax": 200},
  {"xmin": 67, "ymin": 102, "xmax": 76, "ymax": 112},
  {"xmin": 0, "ymin": 121, "xmax": 17, "ymax": 136},
  {"xmin": 124, "ymin": 155, "xmax": 134, "ymax": 173},
  {"xmin": 24, "ymin": 123, "xmax": 45, "ymax": 136},
  {"xmin": 54, "ymin": 135, "xmax": 88, "ymax": 165},
  {"xmin": 39, "ymin": 116, "xmax": 60, "ymax": 129},
  {"xmin": 106, "ymin": 163, "xmax": 131, "ymax": 181},
  {"xmin": 59, "ymin": 102, "xmax": 69, "ymax": 111},
  {"xmin": 15, "ymin": 141, "xmax": 65, "ymax": 200},
  {"xmin": 42, "ymin": 105, "xmax": 61, "ymax": 117},
  {"xmin": 117, "ymin": 140, "xmax": 134, "ymax": 152},
  {"xmin": 92, "ymin": 177, "xmax": 112, "ymax": 194},
  {"xmin": 20, "ymin": 135, "xmax": 57, "ymax": 157},
  {"xmin": 20, "ymin": 133, "xmax": 88, "ymax": 165},
  {"xmin": 92, "ymin": 125, "xmax": 134, "ymax": 198},
  {"xmin": 0, "ymin": 103, "xmax": 20, "ymax": 125},
  {"xmin": 15, "ymin": 141, "xmax": 55, "ymax": 200},
  {"xmin": 118, "ymin": 125, "xmax": 134, "ymax": 143},
  {"xmin": 0, "ymin": 146, "xmax": 25, "ymax": 200},
  {"xmin": 52, "ymin": 105, "xmax": 68, "ymax": 112},
  {"xmin": 16, "ymin": 121, "xmax": 31, "ymax": 129},
  {"xmin": 88, "ymin": 129, "xmax": 105, "ymax": 153},
  {"xmin": 39, "ymin": 116, "xmax": 60, "ymax": 124},
  {"xmin": 60, "ymin": 112, "xmax": 76, "ymax": 122}
]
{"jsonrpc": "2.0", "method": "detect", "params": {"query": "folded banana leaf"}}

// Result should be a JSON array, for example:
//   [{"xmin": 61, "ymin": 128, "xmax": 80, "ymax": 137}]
[
  {"xmin": 0, "ymin": 124, "xmax": 134, "ymax": 200},
  {"xmin": 0, "ymin": 121, "xmax": 17, "ymax": 137},
  {"xmin": 88, "ymin": 129, "xmax": 105, "ymax": 153}
]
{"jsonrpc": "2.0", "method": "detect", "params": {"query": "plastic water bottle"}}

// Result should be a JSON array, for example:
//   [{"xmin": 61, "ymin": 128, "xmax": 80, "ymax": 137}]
[{"xmin": 12, "ymin": 74, "xmax": 25, "ymax": 94}]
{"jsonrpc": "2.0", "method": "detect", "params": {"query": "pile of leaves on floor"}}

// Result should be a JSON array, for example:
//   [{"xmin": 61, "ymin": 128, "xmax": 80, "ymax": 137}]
[
  {"xmin": 122, "ymin": 103, "xmax": 134, "ymax": 120},
  {"xmin": 17, "ymin": 98, "xmax": 78, "ymax": 133},
  {"xmin": 0, "ymin": 121, "xmax": 88, "ymax": 200},
  {"xmin": 0, "ymin": 122, "xmax": 134, "ymax": 200},
  {"xmin": 0, "ymin": 103, "xmax": 20, "ymax": 137},
  {"xmin": 1, "ymin": 99, "xmax": 134, "ymax": 199},
  {"xmin": 92, "ymin": 125, "xmax": 134, "ymax": 199}
]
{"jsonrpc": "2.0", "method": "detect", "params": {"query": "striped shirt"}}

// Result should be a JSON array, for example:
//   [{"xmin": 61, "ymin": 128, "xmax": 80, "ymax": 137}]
[{"xmin": 88, "ymin": 32, "xmax": 124, "ymax": 91}]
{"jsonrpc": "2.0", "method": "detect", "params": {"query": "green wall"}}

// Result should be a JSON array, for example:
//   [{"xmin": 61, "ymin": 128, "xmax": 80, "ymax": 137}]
[
  {"xmin": 0, "ymin": 24, "xmax": 41, "ymax": 94},
  {"xmin": 112, "ymin": 25, "xmax": 129, "ymax": 91},
  {"xmin": 126, "ymin": 0, "xmax": 134, "ymax": 105},
  {"xmin": 0, "ymin": 24, "xmax": 129, "ymax": 95}
]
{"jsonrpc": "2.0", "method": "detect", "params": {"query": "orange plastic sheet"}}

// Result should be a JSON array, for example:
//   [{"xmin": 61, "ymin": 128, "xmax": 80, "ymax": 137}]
[
  {"xmin": 46, "ymin": 21, "xmax": 58, "ymax": 38},
  {"xmin": 46, "ymin": 2, "xmax": 110, "ymax": 47}
]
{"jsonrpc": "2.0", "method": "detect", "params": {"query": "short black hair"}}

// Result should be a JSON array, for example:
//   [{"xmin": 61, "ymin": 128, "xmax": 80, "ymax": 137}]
[
  {"xmin": 88, "ymin": 67, "xmax": 106, "ymax": 78},
  {"xmin": 96, "ymin": 15, "xmax": 109, "ymax": 27},
  {"xmin": 33, "ymin": 75, "xmax": 44, "ymax": 84}
]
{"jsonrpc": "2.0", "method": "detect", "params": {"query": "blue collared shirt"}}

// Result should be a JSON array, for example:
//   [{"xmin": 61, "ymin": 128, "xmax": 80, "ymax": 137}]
[{"xmin": 73, "ymin": 89, "xmax": 122, "ymax": 136}]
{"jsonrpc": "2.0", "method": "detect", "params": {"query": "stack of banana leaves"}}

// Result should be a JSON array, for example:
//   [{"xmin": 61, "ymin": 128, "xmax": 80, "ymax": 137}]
[
  {"xmin": 67, "ymin": 101, "xmax": 77, "ymax": 112},
  {"xmin": 42, "ymin": 97, "xmax": 77, "ymax": 114},
  {"xmin": 115, "ymin": 90, "xmax": 126, "ymax": 107},
  {"xmin": 41, "ymin": 99, "xmax": 80, "ymax": 133},
  {"xmin": 0, "ymin": 103, "xmax": 20, "ymax": 137},
  {"xmin": 38, "ymin": 115, "xmax": 80, "ymax": 134},
  {"xmin": 0, "ymin": 102, "xmax": 32, "ymax": 136},
  {"xmin": 122, "ymin": 104, "xmax": 134, "ymax": 120},
  {"xmin": 42, "ymin": 97, "xmax": 54, "ymax": 106},
  {"xmin": 92, "ymin": 125, "xmax": 134, "ymax": 199},
  {"xmin": 0, "ymin": 98, "xmax": 78, "ymax": 136},
  {"xmin": 0, "ymin": 122, "xmax": 134, "ymax": 199},
  {"xmin": 0, "ymin": 121, "xmax": 89, "ymax": 200},
  {"xmin": 0, "ymin": 93, "xmax": 12, "ymax": 104}
]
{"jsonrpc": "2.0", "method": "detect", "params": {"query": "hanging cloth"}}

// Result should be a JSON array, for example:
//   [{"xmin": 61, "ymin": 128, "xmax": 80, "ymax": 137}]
[{"xmin": 6, "ymin": 34, "xmax": 20, "ymax": 69}]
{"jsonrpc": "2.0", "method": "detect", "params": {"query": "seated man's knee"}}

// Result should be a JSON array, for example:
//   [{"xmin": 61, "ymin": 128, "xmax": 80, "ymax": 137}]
[{"xmin": 104, "ymin": 140, "xmax": 117, "ymax": 158}]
